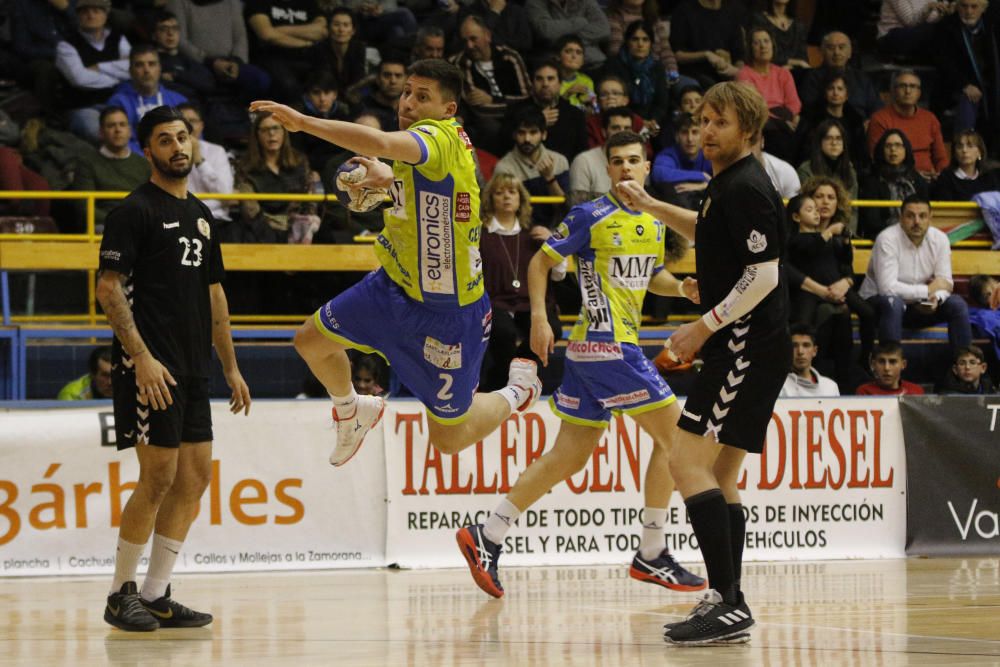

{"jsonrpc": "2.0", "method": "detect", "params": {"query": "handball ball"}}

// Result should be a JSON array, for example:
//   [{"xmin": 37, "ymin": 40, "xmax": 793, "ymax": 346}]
[{"xmin": 334, "ymin": 162, "xmax": 388, "ymax": 213}]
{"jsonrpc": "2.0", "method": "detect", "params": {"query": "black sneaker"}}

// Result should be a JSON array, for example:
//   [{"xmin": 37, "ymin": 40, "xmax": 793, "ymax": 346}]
[
  {"xmin": 140, "ymin": 585, "xmax": 213, "ymax": 628},
  {"xmin": 104, "ymin": 582, "xmax": 159, "ymax": 632},
  {"xmin": 455, "ymin": 524, "xmax": 504, "ymax": 598},
  {"xmin": 663, "ymin": 589, "xmax": 754, "ymax": 645},
  {"xmin": 629, "ymin": 549, "xmax": 706, "ymax": 591}
]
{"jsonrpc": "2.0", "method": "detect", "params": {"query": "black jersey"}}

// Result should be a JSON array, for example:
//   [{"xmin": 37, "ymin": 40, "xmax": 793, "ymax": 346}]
[
  {"xmin": 694, "ymin": 154, "xmax": 788, "ymax": 342},
  {"xmin": 99, "ymin": 182, "xmax": 225, "ymax": 378}
]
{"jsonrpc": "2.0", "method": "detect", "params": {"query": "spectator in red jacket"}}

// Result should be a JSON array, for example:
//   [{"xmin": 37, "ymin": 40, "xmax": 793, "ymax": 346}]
[
  {"xmin": 867, "ymin": 69, "xmax": 948, "ymax": 179},
  {"xmin": 855, "ymin": 341, "xmax": 925, "ymax": 395}
]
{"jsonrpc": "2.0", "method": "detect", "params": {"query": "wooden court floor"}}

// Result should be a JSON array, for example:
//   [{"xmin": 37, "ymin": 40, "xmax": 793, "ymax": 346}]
[{"xmin": 2, "ymin": 557, "xmax": 999, "ymax": 666}]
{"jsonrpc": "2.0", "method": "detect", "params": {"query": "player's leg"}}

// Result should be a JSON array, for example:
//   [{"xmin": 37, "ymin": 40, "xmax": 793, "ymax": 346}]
[
  {"xmin": 425, "ymin": 381, "xmax": 536, "ymax": 455},
  {"xmin": 457, "ymin": 421, "xmax": 605, "ymax": 597},
  {"xmin": 294, "ymin": 316, "xmax": 353, "ymax": 398},
  {"xmin": 714, "ymin": 446, "xmax": 748, "ymax": 600}
]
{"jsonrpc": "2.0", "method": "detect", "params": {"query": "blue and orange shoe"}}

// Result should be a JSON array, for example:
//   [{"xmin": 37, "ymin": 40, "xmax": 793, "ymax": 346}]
[
  {"xmin": 456, "ymin": 524, "xmax": 504, "ymax": 598},
  {"xmin": 630, "ymin": 549, "xmax": 706, "ymax": 592}
]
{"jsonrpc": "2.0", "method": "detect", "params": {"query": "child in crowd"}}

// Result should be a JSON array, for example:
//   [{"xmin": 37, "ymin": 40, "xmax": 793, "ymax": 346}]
[
  {"xmin": 935, "ymin": 345, "xmax": 994, "ymax": 394},
  {"xmin": 557, "ymin": 34, "xmax": 596, "ymax": 111},
  {"xmin": 856, "ymin": 342, "xmax": 925, "ymax": 395}
]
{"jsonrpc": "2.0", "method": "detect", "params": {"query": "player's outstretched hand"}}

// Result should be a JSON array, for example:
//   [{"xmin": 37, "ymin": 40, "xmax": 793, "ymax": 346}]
[
  {"xmin": 134, "ymin": 353, "xmax": 177, "ymax": 411},
  {"xmin": 666, "ymin": 319, "xmax": 711, "ymax": 363},
  {"xmin": 681, "ymin": 277, "xmax": 700, "ymax": 304},
  {"xmin": 348, "ymin": 156, "xmax": 394, "ymax": 189},
  {"xmin": 248, "ymin": 100, "xmax": 306, "ymax": 133},
  {"xmin": 225, "ymin": 368, "xmax": 252, "ymax": 416},
  {"xmin": 616, "ymin": 179, "xmax": 655, "ymax": 213},
  {"xmin": 530, "ymin": 316, "xmax": 555, "ymax": 367}
]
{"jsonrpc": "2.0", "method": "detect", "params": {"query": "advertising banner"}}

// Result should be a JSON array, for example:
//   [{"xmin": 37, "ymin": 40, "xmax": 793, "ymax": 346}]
[
  {"xmin": 901, "ymin": 396, "xmax": 1000, "ymax": 556},
  {"xmin": 383, "ymin": 397, "xmax": 907, "ymax": 568},
  {"xmin": 0, "ymin": 402, "xmax": 387, "ymax": 576}
]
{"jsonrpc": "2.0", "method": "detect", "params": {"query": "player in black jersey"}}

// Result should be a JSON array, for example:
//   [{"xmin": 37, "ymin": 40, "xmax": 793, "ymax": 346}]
[
  {"xmin": 96, "ymin": 106, "xmax": 251, "ymax": 632},
  {"xmin": 618, "ymin": 82, "xmax": 790, "ymax": 645}
]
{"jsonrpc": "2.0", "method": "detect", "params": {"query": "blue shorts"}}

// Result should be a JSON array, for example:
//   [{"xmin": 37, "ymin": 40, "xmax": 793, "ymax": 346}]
[
  {"xmin": 315, "ymin": 269, "xmax": 491, "ymax": 424},
  {"xmin": 549, "ymin": 341, "xmax": 676, "ymax": 427}
]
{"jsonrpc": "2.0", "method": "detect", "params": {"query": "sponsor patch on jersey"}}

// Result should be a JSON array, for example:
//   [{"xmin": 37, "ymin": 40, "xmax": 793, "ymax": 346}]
[
  {"xmin": 566, "ymin": 340, "xmax": 624, "ymax": 362},
  {"xmin": 579, "ymin": 259, "xmax": 612, "ymax": 333},
  {"xmin": 608, "ymin": 254, "xmax": 657, "ymax": 290},
  {"xmin": 635, "ymin": 224, "xmax": 644, "ymax": 236},
  {"xmin": 599, "ymin": 389, "xmax": 651, "ymax": 408},
  {"xmin": 747, "ymin": 229, "xmax": 767, "ymax": 253},
  {"xmin": 418, "ymin": 191, "xmax": 455, "ymax": 295},
  {"xmin": 197, "ymin": 218, "xmax": 211, "ymax": 239},
  {"xmin": 457, "ymin": 126, "xmax": 473, "ymax": 149},
  {"xmin": 162, "ymin": 221, "xmax": 179, "ymax": 229},
  {"xmin": 424, "ymin": 336, "xmax": 462, "ymax": 369},
  {"xmin": 553, "ymin": 222, "xmax": 570, "ymax": 240},
  {"xmin": 612, "ymin": 232, "xmax": 622, "ymax": 247},
  {"xmin": 456, "ymin": 192, "xmax": 471, "ymax": 222},
  {"xmin": 100, "ymin": 249, "xmax": 122, "ymax": 262},
  {"xmin": 554, "ymin": 390, "xmax": 581, "ymax": 410}
]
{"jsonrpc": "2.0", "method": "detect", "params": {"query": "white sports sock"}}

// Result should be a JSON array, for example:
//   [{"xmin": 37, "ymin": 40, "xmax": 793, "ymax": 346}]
[
  {"xmin": 140, "ymin": 534, "xmax": 184, "ymax": 602},
  {"xmin": 639, "ymin": 507, "xmax": 668, "ymax": 560},
  {"xmin": 110, "ymin": 537, "xmax": 146, "ymax": 594},
  {"xmin": 332, "ymin": 387, "xmax": 359, "ymax": 419},
  {"xmin": 482, "ymin": 499, "xmax": 521, "ymax": 545},
  {"xmin": 492, "ymin": 385, "xmax": 528, "ymax": 414}
]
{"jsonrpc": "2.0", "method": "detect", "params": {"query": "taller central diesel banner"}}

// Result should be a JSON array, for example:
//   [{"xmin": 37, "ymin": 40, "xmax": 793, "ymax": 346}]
[{"xmin": 384, "ymin": 397, "xmax": 907, "ymax": 568}]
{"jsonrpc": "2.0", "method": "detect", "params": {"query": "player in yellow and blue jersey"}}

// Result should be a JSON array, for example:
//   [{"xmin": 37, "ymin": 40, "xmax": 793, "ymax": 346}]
[
  {"xmin": 456, "ymin": 131, "xmax": 708, "ymax": 603},
  {"xmin": 250, "ymin": 60, "xmax": 542, "ymax": 467}
]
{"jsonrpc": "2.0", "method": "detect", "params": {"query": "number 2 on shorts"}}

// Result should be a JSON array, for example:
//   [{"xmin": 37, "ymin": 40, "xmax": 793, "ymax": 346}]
[{"xmin": 437, "ymin": 373, "xmax": 454, "ymax": 401}]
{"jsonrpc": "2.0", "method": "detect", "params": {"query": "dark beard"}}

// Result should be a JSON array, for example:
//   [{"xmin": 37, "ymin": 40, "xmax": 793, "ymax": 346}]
[{"xmin": 152, "ymin": 153, "xmax": 193, "ymax": 179}]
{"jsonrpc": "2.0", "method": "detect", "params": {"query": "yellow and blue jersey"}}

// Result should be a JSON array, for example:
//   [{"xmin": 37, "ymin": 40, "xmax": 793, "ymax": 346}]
[
  {"xmin": 376, "ymin": 117, "xmax": 484, "ymax": 310},
  {"xmin": 542, "ymin": 193, "xmax": 665, "ymax": 345}
]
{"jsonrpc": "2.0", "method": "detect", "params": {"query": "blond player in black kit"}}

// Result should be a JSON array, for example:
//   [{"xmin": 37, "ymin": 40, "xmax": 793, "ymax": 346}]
[
  {"xmin": 618, "ymin": 82, "xmax": 790, "ymax": 645},
  {"xmin": 97, "ymin": 106, "xmax": 251, "ymax": 632}
]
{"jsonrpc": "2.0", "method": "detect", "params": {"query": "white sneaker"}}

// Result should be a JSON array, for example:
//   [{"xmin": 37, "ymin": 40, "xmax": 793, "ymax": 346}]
[
  {"xmin": 330, "ymin": 395, "xmax": 385, "ymax": 466},
  {"xmin": 507, "ymin": 358, "xmax": 542, "ymax": 412}
]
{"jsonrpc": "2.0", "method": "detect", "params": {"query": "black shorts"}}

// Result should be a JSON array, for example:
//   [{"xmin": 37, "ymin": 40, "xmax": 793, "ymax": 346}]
[
  {"xmin": 678, "ymin": 318, "xmax": 790, "ymax": 454},
  {"xmin": 112, "ymin": 371, "xmax": 213, "ymax": 450}
]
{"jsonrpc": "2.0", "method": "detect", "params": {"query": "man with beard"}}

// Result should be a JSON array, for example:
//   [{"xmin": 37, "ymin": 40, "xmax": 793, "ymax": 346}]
[
  {"xmin": 97, "ymin": 105, "xmax": 251, "ymax": 631},
  {"xmin": 495, "ymin": 106, "xmax": 570, "ymax": 226},
  {"xmin": 508, "ymin": 59, "xmax": 587, "ymax": 161}
]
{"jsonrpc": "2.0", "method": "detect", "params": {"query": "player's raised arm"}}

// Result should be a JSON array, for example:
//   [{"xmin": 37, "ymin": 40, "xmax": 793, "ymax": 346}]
[{"xmin": 616, "ymin": 180, "xmax": 698, "ymax": 241}]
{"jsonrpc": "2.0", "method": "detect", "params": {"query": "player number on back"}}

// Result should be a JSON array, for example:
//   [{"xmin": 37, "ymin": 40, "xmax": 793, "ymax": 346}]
[{"xmin": 179, "ymin": 237, "xmax": 203, "ymax": 267}]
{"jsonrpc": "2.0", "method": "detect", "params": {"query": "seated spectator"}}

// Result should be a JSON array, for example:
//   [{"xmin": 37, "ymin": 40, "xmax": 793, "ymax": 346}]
[
  {"xmin": 72, "ymin": 106, "xmax": 150, "ymax": 231},
  {"xmin": 569, "ymin": 106, "xmax": 633, "ymax": 205},
  {"xmin": 178, "ymin": 102, "xmax": 235, "ymax": 222},
  {"xmin": 457, "ymin": 0, "xmax": 534, "ymax": 54},
  {"xmin": 556, "ymin": 34, "xmax": 595, "ymax": 111},
  {"xmin": 968, "ymin": 274, "xmax": 1000, "ymax": 359},
  {"xmin": 797, "ymin": 119, "xmax": 859, "ymax": 219},
  {"xmin": 605, "ymin": 0, "xmax": 686, "ymax": 83},
  {"xmin": 55, "ymin": 0, "xmax": 131, "ymax": 143},
  {"xmin": 11, "ymin": 0, "xmax": 74, "ymax": 111},
  {"xmin": 318, "ymin": 8, "xmax": 370, "ymax": 95},
  {"xmin": 293, "ymin": 72, "xmax": 351, "ymax": 172},
  {"xmin": 750, "ymin": 0, "xmax": 810, "ymax": 69},
  {"xmin": 509, "ymin": 59, "xmax": 588, "ymax": 162},
  {"xmin": 344, "ymin": 0, "xmax": 418, "ymax": 49},
  {"xmin": 669, "ymin": 0, "xmax": 744, "ymax": 88},
  {"xmin": 451, "ymin": 14, "xmax": 531, "ymax": 155},
  {"xmin": 930, "ymin": 129, "xmax": 1000, "ymax": 201},
  {"xmin": 780, "ymin": 324, "xmax": 841, "ymax": 397},
  {"xmin": 859, "ymin": 194, "xmax": 973, "ymax": 356},
  {"xmin": 351, "ymin": 352, "xmax": 388, "ymax": 396},
  {"xmin": 151, "ymin": 10, "xmax": 216, "ymax": 102},
  {"xmin": 167, "ymin": 0, "xmax": 271, "ymax": 102},
  {"xmin": 57, "ymin": 346, "xmax": 113, "ymax": 400},
  {"xmin": 107, "ymin": 45, "xmax": 188, "ymax": 154},
  {"xmin": 860, "ymin": 129, "xmax": 929, "ymax": 239},
  {"xmin": 495, "ymin": 107, "xmax": 570, "ymax": 226},
  {"xmin": 876, "ymin": 0, "xmax": 950, "ymax": 60},
  {"xmin": 585, "ymin": 74, "xmax": 645, "ymax": 149},
  {"xmin": 797, "ymin": 31, "xmax": 881, "ymax": 119},
  {"xmin": 245, "ymin": 0, "xmax": 328, "ymax": 103},
  {"xmin": 411, "ymin": 25, "xmax": 445, "ymax": 60},
  {"xmin": 797, "ymin": 68, "xmax": 868, "ymax": 170},
  {"xmin": 650, "ymin": 112, "xmax": 711, "ymax": 210},
  {"xmin": 478, "ymin": 172, "xmax": 563, "ymax": 391},
  {"xmin": 751, "ymin": 133, "xmax": 800, "ymax": 199},
  {"xmin": 358, "ymin": 58, "xmax": 406, "ymax": 132},
  {"xmin": 935, "ymin": 344, "xmax": 995, "ymax": 394},
  {"xmin": 525, "ymin": 0, "xmax": 610, "ymax": 70},
  {"xmin": 736, "ymin": 26, "xmax": 801, "ymax": 162},
  {"xmin": 937, "ymin": 0, "xmax": 998, "ymax": 146},
  {"xmin": 867, "ymin": 70, "xmax": 948, "ymax": 179},
  {"xmin": 0, "ymin": 146, "xmax": 51, "ymax": 217},
  {"xmin": 855, "ymin": 341, "xmax": 925, "ymax": 395},
  {"xmin": 603, "ymin": 21, "xmax": 670, "ymax": 141}
]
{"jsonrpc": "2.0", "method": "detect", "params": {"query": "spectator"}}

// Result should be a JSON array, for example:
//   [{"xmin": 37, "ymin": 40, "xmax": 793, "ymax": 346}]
[
  {"xmin": 151, "ymin": 10, "xmax": 216, "ymax": 102},
  {"xmin": 605, "ymin": 0, "xmax": 684, "ymax": 82},
  {"xmin": 797, "ymin": 31, "xmax": 881, "ymax": 118},
  {"xmin": 411, "ymin": 25, "xmax": 445, "ymax": 60},
  {"xmin": 318, "ymin": 8, "xmax": 370, "ymax": 95},
  {"xmin": 585, "ymin": 74, "xmax": 645, "ymax": 149},
  {"xmin": 293, "ymin": 71, "xmax": 351, "ymax": 171},
  {"xmin": 178, "ymin": 102, "xmax": 235, "ymax": 223},
  {"xmin": 457, "ymin": 0, "xmax": 534, "ymax": 54},
  {"xmin": 937, "ymin": 0, "xmax": 1000, "ymax": 150},
  {"xmin": 968, "ymin": 274, "xmax": 1000, "ymax": 359},
  {"xmin": 452, "ymin": 14, "xmax": 531, "ymax": 155},
  {"xmin": 55, "ymin": 0, "xmax": 131, "ymax": 143},
  {"xmin": 736, "ymin": 26, "xmax": 801, "ymax": 161},
  {"xmin": 245, "ymin": 0, "xmax": 328, "ymax": 103},
  {"xmin": 936, "ymin": 344, "xmax": 995, "ymax": 394},
  {"xmin": 569, "ymin": 106, "xmax": 632, "ymax": 205},
  {"xmin": 71, "ymin": 106, "xmax": 150, "ymax": 231},
  {"xmin": 478, "ymin": 172, "xmax": 563, "ymax": 390},
  {"xmin": 650, "ymin": 112, "xmax": 711, "ymax": 210},
  {"xmin": 106, "ymin": 45, "xmax": 189, "ymax": 154},
  {"xmin": 351, "ymin": 352, "xmax": 388, "ymax": 396},
  {"xmin": 780, "ymin": 324, "xmax": 841, "ymax": 397},
  {"xmin": 11, "ymin": 0, "xmax": 74, "ymax": 111},
  {"xmin": 859, "ymin": 194, "xmax": 973, "ymax": 355},
  {"xmin": 668, "ymin": 0, "xmax": 744, "ymax": 88},
  {"xmin": 167, "ymin": 0, "xmax": 271, "ymax": 101},
  {"xmin": 0, "ymin": 147, "xmax": 51, "ymax": 217},
  {"xmin": 876, "ymin": 0, "xmax": 950, "ymax": 60},
  {"xmin": 751, "ymin": 132, "xmax": 800, "ymax": 199},
  {"xmin": 525, "ymin": 0, "xmax": 611, "ymax": 70},
  {"xmin": 797, "ymin": 119, "xmax": 859, "ymax": 214},
  {"xmin": 867, "ymin": 70, "xmax": 948, "ymax": 178},
  {"xmin": 358, "ymin": 58, "xmax": 406, "ymax": 131},
  {"xmin": 556, "ymin": 34, "xmax": 595, "ymax": 111},
  {"xmin": 343, "ymin": 0, "xmax": 417, "ymax": 49},
  {"xmin": 750, "ymin": 0, "xmax": 810, "ymax": 69},
  {"xmin": 860, "ymin": 128, "xmax": 929, "ymax": 239},
  {"xmin": 57, "ymin": 346, "xmax": 113, "ymax": 400},
  {"xmin": 931, "ymin": 129, "xmax": 1000, "ymax": 200},
  {"xmin": 855, "ymin": 341, "xmax": 925, "ymax": 395},
  {"xmin": 495, "ymin": 106, "xmax": 570, "ymax": 226},
  {"xmin": 797, "ymin": 68, "xmax": 868, "ymax": 170},
  {"xmin": 509, "ymin": 59, "xmax": 588, "ymax": 162},
  {"xmin": 603, "ymin": 20, "xmax": 671, "ymax": 137}
]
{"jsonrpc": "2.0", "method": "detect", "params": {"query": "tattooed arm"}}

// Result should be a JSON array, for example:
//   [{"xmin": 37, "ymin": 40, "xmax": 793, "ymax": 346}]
[{"xmin": 210, "ymin": 283, "xmax": 251, "ymax": 415}]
